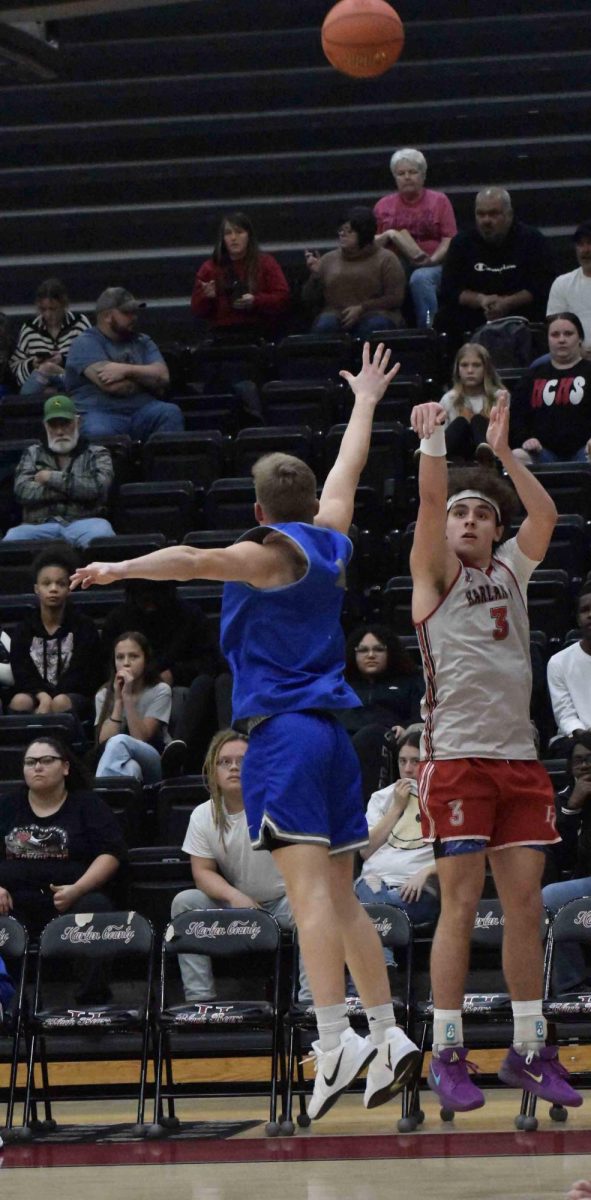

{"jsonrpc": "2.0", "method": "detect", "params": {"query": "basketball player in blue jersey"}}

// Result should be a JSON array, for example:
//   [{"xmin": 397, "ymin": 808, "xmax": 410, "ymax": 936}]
[
  {"xmin": 71, "ymin": 342, "xmax": 421, "ymax": 1121},
  {"xmin": 410, "ymin": 394, "xmax": 581, "ymax": 1114}
]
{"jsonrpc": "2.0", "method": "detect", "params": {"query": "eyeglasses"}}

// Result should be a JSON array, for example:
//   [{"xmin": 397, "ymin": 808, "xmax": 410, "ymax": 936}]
[
  {"xmin": 355, "ymin": 644, "xmax": 387, "ymax": 654},
  {"xmin": 573, "ymin": 754, "xmax": 591, "ymax": 768},
  {"xmin": 23, "ymin": 755, "xmax": 63, "ymax": 767},
  {"xmin": 218, "ymin": 756, "xmax": 246, "ymax": 770}
]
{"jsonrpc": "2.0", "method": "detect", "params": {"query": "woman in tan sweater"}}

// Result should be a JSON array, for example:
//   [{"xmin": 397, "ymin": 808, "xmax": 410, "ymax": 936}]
[{"xmin": 303, "ymin": 205, "xmax": 406, "ymax": 337}]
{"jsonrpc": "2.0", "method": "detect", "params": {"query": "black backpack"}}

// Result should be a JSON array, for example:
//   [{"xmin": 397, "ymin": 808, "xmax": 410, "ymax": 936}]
[{"xmin": 471, "ymin": 316, "xmax": 533, "ymax": 369}]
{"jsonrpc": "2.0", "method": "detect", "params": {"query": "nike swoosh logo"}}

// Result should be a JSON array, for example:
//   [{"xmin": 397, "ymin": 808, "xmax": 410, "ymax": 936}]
[
  {"xmin": 524, "ymin": 1070, "xmax": 543, "ymax": 1083},
  {"xmin": 323, "ymin": 1048, "xmax": 344, "ymax": 1088}
]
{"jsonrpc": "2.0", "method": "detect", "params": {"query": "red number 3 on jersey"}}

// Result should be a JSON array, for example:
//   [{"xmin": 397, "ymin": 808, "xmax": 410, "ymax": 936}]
[{"xmin": 490, "ymin": 604, "xmax": 509, "ymax": 640}]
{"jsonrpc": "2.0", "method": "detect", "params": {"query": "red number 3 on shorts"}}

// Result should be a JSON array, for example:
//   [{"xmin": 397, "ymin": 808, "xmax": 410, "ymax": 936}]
[{"xmin": 490, "ymin": 604, "xmax": 509, "ymax": 640}]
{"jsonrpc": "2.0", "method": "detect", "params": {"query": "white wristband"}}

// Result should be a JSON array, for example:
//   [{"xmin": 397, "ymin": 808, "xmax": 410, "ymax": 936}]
[{"xmin": 419, "ymin": 425, "xmax": 447, "ymax": 457}]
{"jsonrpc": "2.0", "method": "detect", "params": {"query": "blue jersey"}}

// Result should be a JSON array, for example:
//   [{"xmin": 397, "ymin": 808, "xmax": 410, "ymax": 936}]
[{"xmin": 221, "ymin": 522, "xmax": 361, "ymax": 722}]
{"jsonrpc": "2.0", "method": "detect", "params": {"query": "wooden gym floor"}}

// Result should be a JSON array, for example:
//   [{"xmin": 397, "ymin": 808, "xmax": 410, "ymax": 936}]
[{"xmin": 1, "ymin": 1053, "xmax": 591, "ymax": 1199}]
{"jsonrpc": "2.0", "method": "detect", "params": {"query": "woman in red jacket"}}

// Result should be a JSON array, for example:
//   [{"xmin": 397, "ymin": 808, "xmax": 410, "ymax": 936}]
[{"xmin": 191, "ymin": 211, "xmax": 290, "ymax": 340}]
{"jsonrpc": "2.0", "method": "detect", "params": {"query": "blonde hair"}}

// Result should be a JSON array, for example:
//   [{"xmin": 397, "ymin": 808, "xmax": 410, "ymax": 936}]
[
  {"xmin": 203, "ymin": 728, "xmax": 249, "ymax": 841},
  {"xmin": 446, "ymin": 343, "xmax": 503, "ymax": 418},
  {"xmin": 252, "ymin": 452, "xmax": 318, "ymax": 523}
]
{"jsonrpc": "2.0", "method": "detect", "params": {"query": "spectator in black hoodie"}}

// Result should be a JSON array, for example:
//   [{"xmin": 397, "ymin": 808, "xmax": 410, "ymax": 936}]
[{"xmin": 9, "ymin": 546, "xmax": 101, "ymax": 717}]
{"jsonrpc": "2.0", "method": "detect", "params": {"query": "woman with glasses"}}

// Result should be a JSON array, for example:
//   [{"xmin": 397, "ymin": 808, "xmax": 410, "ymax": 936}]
[
  {"xmin": 0, "ymin": 737, "xmax": 126, "ymax": 954},
  {"xmin": 341, "ymin": 623, "xmax": 423, "ymax": 802},
  {"xmin": 171, "ymin": 729, "xmax": 310, "ymax": 1003},
  {"xmin": 303, "ymin": 205, "xmax": 405, "ymax": 338},
  {"xmin": 542, "ymin": 732, "xmax": 591, "ymax": 994}
]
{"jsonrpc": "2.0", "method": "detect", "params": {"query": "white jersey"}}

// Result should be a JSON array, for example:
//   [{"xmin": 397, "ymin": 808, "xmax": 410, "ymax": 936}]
[{"xmin": 416, "ymin": 537, "xmax": 538, "ymax": 761}]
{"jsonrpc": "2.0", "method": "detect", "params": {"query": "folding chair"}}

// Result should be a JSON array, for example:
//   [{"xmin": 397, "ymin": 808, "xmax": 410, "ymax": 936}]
[
  {"xmin": 156, "ymin": 774, "xmax": 210, "ymax": 845},
  {"xmin": 84, "ymin": 533, "xmax": 166, "ymax": 565},
  {"xmin": 414, "ymin": 898, "xmax": 549, "ymax": 1129},
  {"xmin": 528, "ymin": 463, "xmax": 591, "ymax": 520},
  {"xmin": 20, "ymin": 911, "xmax": 154, "ymax": 1136},
  {"xmin": 142, "ymin": 431, "xmax": 225, "ymax": 489},
  {"xmin": 205, "ymin": 477, "xmax": 256, "ymax": 528},
  {"xmin": 150, "ymin": 907, "xmax": 285, "ymax": 1137},
  {"xmin": 273, "ymin": 333, "xmax": 352, "ymax": 382},
  {"xmin": 261, "ymin": 380, "xmax": 339, "ymax": 431},
  {"xmin": 91, "ymin": 775, "xmax": 144, "ymax": 846},
  {"xmin": 282, "ymin": 904, "xmax": 417, "ymax": 1134},
  {"xmin": 114, "ymin": 480, "xmax": 203, "ymax": 538},
  {"xmin": 127, "ymin": 846, "xmax": 193, "ymax": 933},
  {"xmin": 532, "ymin": 896, "xmax": 591, "ymax": 1130},
  {"xmin": 324, "ymin": 421, "xmax": 406, "ymax": 493},
  {"xmin": 380, "ymin": 575, "xmax": 414, "ymax": 635},
  {"xmin": 232, "ymin": 425, "xmax": 317, "ymax": 476},
  {"xmin": 0, "ymin": 916, "xmax": 28, "ymax": 1140}
]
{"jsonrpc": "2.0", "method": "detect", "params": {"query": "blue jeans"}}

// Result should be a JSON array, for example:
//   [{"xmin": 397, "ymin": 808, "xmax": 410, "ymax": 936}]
[
  {"xmin": 3, "ymin": 517, "xmax": 115, "ymax": 549},
  {"xmin": 79, "ymin": 398, "xmax": 184, "ymax": 441},
  {"xmin": 542, "ymin": 876, "xmax": 591, "ymax": 992},
  {"xmin": 529, "ymin": 446, "xmax": 589, "ymax": 464},
  {"xmin": 312, "ymin": 312, "xmax": 400, "ymax": 339},
  {"xmin": 95, "ymin": 733, "xmax": 162, "ymax": 784},
  {"xmin": 409, "ymin": 265, "xmax": 442, "ymax": 328},
  {"xmin": 355, "ymin": 877, "xmax": 439, "ymax": 965}
]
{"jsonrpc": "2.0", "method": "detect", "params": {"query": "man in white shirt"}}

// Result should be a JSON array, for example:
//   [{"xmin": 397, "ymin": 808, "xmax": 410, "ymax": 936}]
[
  {"xmin": 171, "ymin": 729, "xmax": 310, "ymax": 1001},
  {"xmin": 547, "ymin": 585, "xmax": 591, "ymax": 756},
  {"xmin": 547, "ymin": 223, "xmax": 591, "ymax": 355}
]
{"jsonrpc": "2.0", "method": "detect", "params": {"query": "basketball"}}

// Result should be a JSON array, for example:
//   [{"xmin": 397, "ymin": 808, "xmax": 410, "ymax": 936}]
[{"xmin": 321, "ymin": 0, "xmax": 405, "ymax": 79}]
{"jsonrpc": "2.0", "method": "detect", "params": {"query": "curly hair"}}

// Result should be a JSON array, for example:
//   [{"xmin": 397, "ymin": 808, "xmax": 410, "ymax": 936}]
[{"xmin": 447, "ymin": 466, "xmax": 519, "ymax": 540}]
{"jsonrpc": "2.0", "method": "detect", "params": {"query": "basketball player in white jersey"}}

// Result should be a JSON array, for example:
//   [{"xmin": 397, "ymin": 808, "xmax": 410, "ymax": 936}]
[{"xmin": 409, "ymin": 393, "xmax": 582, "ymax": 1113}]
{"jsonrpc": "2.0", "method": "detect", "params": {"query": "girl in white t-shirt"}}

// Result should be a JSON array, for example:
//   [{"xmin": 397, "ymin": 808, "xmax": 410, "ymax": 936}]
[
  {"xmin": 94, "ymin": 630, "xmax": 181, "ymax": 783},
  {"xmin": 440, "ymin": 342, "xmax": 505, "ymax": 462},
  {"xmin": 354, "ymin": 731, "xmax": 439, "ymax": 930}
]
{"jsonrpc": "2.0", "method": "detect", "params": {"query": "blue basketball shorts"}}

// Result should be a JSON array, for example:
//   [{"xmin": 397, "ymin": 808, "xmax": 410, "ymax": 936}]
[{"xmin": 241, "ymin": 711, "xmax": 368, "ymax": 854}]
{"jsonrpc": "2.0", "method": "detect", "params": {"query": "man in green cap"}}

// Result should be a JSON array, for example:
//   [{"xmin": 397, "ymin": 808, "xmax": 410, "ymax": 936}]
[{"xmin": 3, "ymin": 394, "xmax": 116, "ymax": 548}]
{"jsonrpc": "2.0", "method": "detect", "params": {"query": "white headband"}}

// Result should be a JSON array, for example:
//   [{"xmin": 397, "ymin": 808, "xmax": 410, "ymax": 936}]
[{"xmin": 446, "ymin": 490, "xmax": 501, "ymax": 523}]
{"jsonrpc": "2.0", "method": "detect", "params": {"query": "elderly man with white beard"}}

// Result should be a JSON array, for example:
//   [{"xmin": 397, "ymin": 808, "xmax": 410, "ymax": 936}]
[{"xmin": 3, "ymin": 394, "xmax": 116, "ymax": 548}]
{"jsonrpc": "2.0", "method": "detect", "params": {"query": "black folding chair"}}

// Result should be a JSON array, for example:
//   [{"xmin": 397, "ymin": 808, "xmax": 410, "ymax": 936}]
[
  {"xmin": 0, "ymin": 916, "xmax": 28, "ymax": 1141},
  {"xmin": 282, "ymin": 903, "xmax": 417, "ymax": 1134},
  {"xmin": 21, "ymin": 911, "xmax": 154, "ymax": 1136},
  {"xmin": 531, "ymin": 896, "xmax": 591, "ymax": 1130},
  {"xmin": 150, "ymin": 907, "xmax": 285, "ymax": 1137}
]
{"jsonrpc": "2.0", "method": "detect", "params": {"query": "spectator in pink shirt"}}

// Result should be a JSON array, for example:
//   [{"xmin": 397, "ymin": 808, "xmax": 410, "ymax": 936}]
[{"xmin": 374, "ymin": 148, "xmax": 457, "ymax": 328}]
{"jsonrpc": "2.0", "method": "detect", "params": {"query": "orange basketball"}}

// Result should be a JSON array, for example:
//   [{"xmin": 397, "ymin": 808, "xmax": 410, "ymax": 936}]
[{"xmin": 321, "ymin": 0, "xmax": 404, "ymax": 79}]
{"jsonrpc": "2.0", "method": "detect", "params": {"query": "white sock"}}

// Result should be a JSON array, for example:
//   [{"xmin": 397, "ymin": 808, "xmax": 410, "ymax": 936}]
[
  {"xmin": 315, "ymin": 1004, "xmax": 349, "ymax": 1051},
  {"xmin": 366, "ymin": 1003, "xmax": 397, "ymax": 1046},
  {"xmin": 512, "ymin": 1000, "xmax": 546, "ymax": 1054},
  {"xmin": 433, "ymin": 1009, "xmax": 463, "ymax": 1055}
]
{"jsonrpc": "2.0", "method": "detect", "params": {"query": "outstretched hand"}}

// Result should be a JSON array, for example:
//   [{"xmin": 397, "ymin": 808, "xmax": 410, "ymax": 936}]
[
  {"xmin": 70, "ymin": 562, "xmax": 122, "ymax": 591},
  {"xmin": 567, "ymin": 1183, "xmax": 591, "ymax": 1199},
  {"xmin": 486, "ymin": 389, "xmax": 510, "ymax": 456},
  {"xmin": 340, "ymin": 341, "xmax": 400, "ymax": 403}
]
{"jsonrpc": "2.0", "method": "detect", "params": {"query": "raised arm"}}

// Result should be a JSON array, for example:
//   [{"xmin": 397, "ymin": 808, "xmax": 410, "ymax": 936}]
[
  {"xmin": 316, "ymin": 341, "xmax": 400, "ymax": 533},
  {"xmin": 409, "ymin": 402, "xmax": 458, "ymax": 622},
  {"xmin": 486, "ymin": 394, "xmax": 557, "ymax": 560}
]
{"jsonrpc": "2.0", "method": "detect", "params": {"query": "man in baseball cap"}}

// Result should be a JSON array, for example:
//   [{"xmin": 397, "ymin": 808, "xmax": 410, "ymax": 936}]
[
  {"xmin": 2, "ymin": 395, "xmax": 115, "ymax": 548},
  {"xmin": 95, "ymin": 287, "xmax": 147, "ymax": 315},
  {"xmin": 63, "ymin": 286, "xmax": 183, "ymax": 440},
  {"xmin": 546, "ymin": 222, "xmax": 591, "ymax": 354}
]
